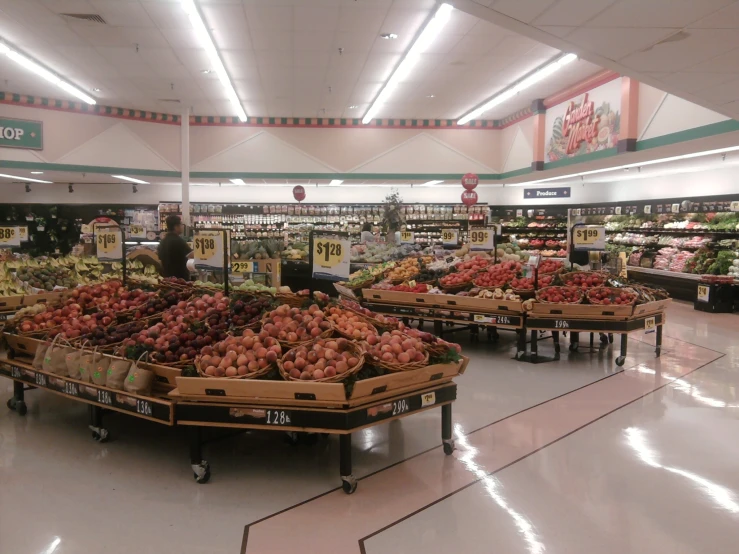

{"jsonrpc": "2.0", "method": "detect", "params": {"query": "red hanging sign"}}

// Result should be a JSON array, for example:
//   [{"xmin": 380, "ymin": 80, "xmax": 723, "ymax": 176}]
[
  {"xmin": 461, "ymin": 173, "xmax": 479, "ymax": 190},
  {"xmin": 293, "ymin": 185, "xmax": 306, "ymax": 202},
  {"xmin": 461, "ymin": 190, "xmax": 478, "ymax": 206}
]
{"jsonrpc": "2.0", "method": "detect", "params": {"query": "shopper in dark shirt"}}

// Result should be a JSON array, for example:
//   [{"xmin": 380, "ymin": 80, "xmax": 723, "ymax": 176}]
[{"xmin": 157, "ymin": 215, "xmax": 192, "ymax": 280}]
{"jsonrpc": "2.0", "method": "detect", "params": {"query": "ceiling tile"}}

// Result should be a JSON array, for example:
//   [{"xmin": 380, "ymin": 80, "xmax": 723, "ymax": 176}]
[
  {"xmin": 536, "ymin": 25, "xmax": 577, "ymax": 39},
  {"xmin": 565, "ymin": 27, "xmax": 678, "ymax": 61},
  {"xmin": 245, "ymin": 5, "xmax": 293, "ymax": 31},
  {"xmin": 490, "ymin": 0, "xmax": 556, "ymax": 24},
  {"xmin": 533, "ymin": 0, "xmax": 617, "ymax": 27},
  {"xmin": 683, "ymin": 47, "xmax": 739, "ymax": 73},
  {"xmin": 699, "ymin": 76, "xmax": 739, "ymax": 104},
  {"xmin": 293, "ymin": 6, "xmax": 339, "ymax": 31},
  {"xmin": 337, "ymin": 6, "xmax": 388, "ymax": 32},
  {"xmin": 120, "ymin": 27, "xmax": 170, "ymax": 48},
  {"xmin": 294, "ymin": 31, "xmax": 335, "ymax": 52},
  {"xmin": 333, "ymin": 31, "xmax": 378, "ymax": 53},
  {"xmin": 89, "ymin": 1, "xmax": 156, "ymax": 27},
  {"xmin": 586, "ymin": 0, "xmax": 735, "ymax": 28},
  {"xmin": 250, "ymin": 29, "xmax": 292, "ymax": 51},
  {"xmin": 160, "ymin": 27, "xmax": 202, "ymax": 50},
  {"xmin": 659, "ymin": 71, "xmax": 739, "ymax": 93},
  {"xmin": 140, "ymin": 1, "xmax": 193, "ymax": 29},
  {"xmin": 690, "ymin": 3, "xmax": 739, "ymax": 29}
]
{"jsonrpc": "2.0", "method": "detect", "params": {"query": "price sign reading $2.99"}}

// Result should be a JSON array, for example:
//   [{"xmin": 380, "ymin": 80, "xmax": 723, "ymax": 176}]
[
  {"xmin": 441, "ymin": 229, "xmax": 458, "ymax": 247},
  {"xmin": 469, "ymin": 228, "xmax": 495, "ymax": 251},
  {"xmin": 312, "ymin": 235, "xmax": 350, "ymax": 281},
  {"xmin": 0, "ymin": 226, "xmax": 20, "ymax": 247},
  {"xmin": 96, "ymin": 229, "xmax": 122, "ymax": 260},
  {"xmin": 572, "ymin": 226, "xmax": 605, "ymax": 250}
]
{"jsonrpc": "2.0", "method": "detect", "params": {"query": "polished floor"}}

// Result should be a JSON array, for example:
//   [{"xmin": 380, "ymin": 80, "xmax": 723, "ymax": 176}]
[{"xmin": 2, "ymin": 301, "xmax": 738, "ymax": 554}]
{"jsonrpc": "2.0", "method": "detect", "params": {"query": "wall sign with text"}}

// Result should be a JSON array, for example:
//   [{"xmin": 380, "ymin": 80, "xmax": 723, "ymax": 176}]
[
  {"xmin": 524, "ymin": 187, "xmax": 570, "ymax": 199},
  {"xmin": 0, "ymin": 117, "xmax": 43, "ymax": 150}
]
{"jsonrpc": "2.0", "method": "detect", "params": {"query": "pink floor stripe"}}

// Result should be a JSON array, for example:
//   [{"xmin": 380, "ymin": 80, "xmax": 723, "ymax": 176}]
[{"xmin": 243, "ymin": 340, "xmax": 720, "ymax": 553}]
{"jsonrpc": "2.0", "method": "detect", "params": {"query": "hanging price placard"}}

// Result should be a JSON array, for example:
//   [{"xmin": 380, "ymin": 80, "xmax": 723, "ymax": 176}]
[
  {"xmin": 96, "ymin": 229, "xmax": 122, "ymax": 260},
  {"xmin": 18, "ymin": 226, "xmax": 28, "ymax": 242},
  {"xmin": 193, "ymin": 232, "xmax": 224, "ymax": 269},
  {"xmin": 469, "ymin": 228, "xmax": 495, "ymax": 251},
  {"xmin": 231, "ymin": 261, "xmax": 257, "ymax": 274},
  {"xmin": 730, "ymin": 201, "xmax": 739, "ymax": 212},
  {"xmin": 572, "ymin": 226, "xmax": 605, "ymax": 251},
  {"xmin": 400, "ymin": 231, "xmax": 414, "ymax": 244},
  {"xmin": 441, "ymin": 229, "xmax": 458, "ymax": 247},
  {"xmin": 643, "ymin": 205, "xmax": 651, "ymax": 214},
  {"xmin": 696, "ymin": 284, "xmax": 710, "ymax": 303},
  {"xmin": 312, "ymin": 234, "xmax": 350, "ymax": 281},
  {"xmin": 671, "ymin": 203, "xmax": 680, "ymax": 213},
  {"xmin": 0, "ymin": 226, "xmax": 20, "ymax": 247},
  {"xmin": 129, "ymin": 224, "xmax": 146, "ymax": 239}
]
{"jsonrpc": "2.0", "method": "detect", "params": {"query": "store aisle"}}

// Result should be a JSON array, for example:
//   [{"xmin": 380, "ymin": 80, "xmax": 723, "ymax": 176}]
[{"xmin": 1, "ymin": 303, "xmax": 737, "ymax": 554}]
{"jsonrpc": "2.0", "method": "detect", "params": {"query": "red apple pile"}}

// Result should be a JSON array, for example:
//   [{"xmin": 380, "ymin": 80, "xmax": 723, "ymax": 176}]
[
  {"xmin": 262, "ymin": 304, "xmax": 332, "ymax": 344},
  {"xmin": 510, "ymin": 276, "xmax": 534, "ymax": 290},
  {"xmin": 474, "ymin": 261, "xmax": 521, "ymax": 289},
  {"xmin": 455, "ymin": 256, "xmax": 490, "ymax": 272},
  {"xmin": 440, "ymin": 269, "xmax": 477, "ymax": 288},
  {"xmin": 562, "ymin": 272, "xmax": 605, "ymax": 289},
  {"xmin": 536, "ymin": 286, "xmax": 583, "ymax": 304},
  {"xmin": 587, "ymin": 287, "xmax": 637, "ymax": 306},
  {"xmin": 199, "ymin": 329, "xmax": 281, "ymax": 377},
  {"xmin": 281, "ymin": 337, "xmax": 359, "ymax": 381},
  {"xmin": 366, "ymin": 330, "xmax": 427, "ymax": 365},
  {"xmin": 390, "ymin": 283, "xmax": 430, "ymax": 293},
  {"xmin": 539, "ymin": 260, "xmax": 564, "ymax": 274},
  {"xmin": 538, "ymin": 274, "xmax": 555, "ymax": 288}
]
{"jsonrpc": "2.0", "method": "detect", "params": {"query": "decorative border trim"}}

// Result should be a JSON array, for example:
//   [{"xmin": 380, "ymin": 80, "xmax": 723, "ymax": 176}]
[
  {"xmin": 188, "ymin": 115, "xmax": 496, "ymax": 129},
  {"xmin": 496, "ymin": 106, "xmax": 533, "ymax": 128},
  {"xmin": 0, "ymin": 92, "xmax": 180, "ymax": 123}
]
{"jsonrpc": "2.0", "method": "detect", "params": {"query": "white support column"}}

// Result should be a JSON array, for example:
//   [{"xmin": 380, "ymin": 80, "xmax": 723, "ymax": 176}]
[{"xmin": 181, "ymin": 106, "xmax": 191, "ymax": 226}]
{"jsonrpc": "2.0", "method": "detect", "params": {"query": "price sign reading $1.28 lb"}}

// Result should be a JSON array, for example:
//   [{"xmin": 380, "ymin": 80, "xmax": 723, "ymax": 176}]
[
  {"xmin": 469, "ymin": 228, "xmax": 495, "ymax": 251},
  {"xmin": 193, "ymin": 232, "xmax": 224, "ymax": 269},
  {"xmin": 312, "ymin": 236, "xmax": 350, "ymax": 281},
  {"xmin": 441, "ymin": 229, "xmax": 458, "ymax": 247},
  {"xmin": 96, "ymin": 229, "xmax": 122, "ymax": 260},
  {"xmin": 0, "ymin": 226, "xmax": 20, "ymax": 248},
  {"xmin": 572, "ymin": 225, "xmax": 605, "ymax": 251}
]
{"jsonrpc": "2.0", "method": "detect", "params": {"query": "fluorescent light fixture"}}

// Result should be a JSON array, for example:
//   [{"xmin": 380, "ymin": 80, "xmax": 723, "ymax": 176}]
[
  {"xmin": 457, "ymin": 53, "xmax": 577, "ymax": 125},
  {"xmin": 229, "ymin": 178, "xmax": 246, "ymax": 185},
  {"xmin": 362, "ymin": 3, "xmax": 453, "ymax": 124},
  {"xmin": 41, "ymin": 537, "xmax": 61, "ymax": 554},
  {"xmin": 30, "ymin": 171, "xmax": 43, "ymax": 174},
  {"xmin": 111, "ymin": 175, "xmax": 149, "ymax": 185},
  {"xmin": 0, "ymin": 39, "xmax": 95, "ymax": 104},
  {"xmin": 328, "ymin": 180, "xmax": 343, "ymax": 186},
  {"xmin": 0, "ymin": 172, "xmax": 52, "ymax": 183},
  {"xmin": 508, "ymin": 144, "xmax": 739, "ymax": 187},
  {"xmin": 181, "ymin": 0, "xmax": 247, "ymax": 122},
  {"xmin": 421, "ymin": 180, "xmax": 443, "ymax": 186}
]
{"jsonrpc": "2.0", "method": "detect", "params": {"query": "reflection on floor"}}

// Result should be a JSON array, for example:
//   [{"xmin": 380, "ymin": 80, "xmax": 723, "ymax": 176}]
[{"xmin": 2, "ymin": 301, "xmax": 738, "ymax": 554}]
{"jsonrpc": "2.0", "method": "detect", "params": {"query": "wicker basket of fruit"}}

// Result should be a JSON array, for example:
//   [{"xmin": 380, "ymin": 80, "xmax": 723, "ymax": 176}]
[
  {"xmin": 275, "ymin": 292, "xmax": 308, "ymax": 308},
  {"xmin": 364, "ymin": 330, "xmax": 430, "ymax": 372},
  {"xmin": 439, "ymin": 271, "xmax": 476, "ymax": 293},
  {"xmin": 262, "ymin": 304, "xmax": 334, "ymax": 349},
  {"xmin": 278, "ymin": 338, "xmax": 364, "ymax": 382},
  {"xmin": 325, "ymin": 305, "xmax": 379, "ymax": 341},
  {"xmin": 586, "ymin": 287, "xmax": 638, "ymax": 306},
  {"xmin": 508, "ymin": 276, "xmax": 536, "ymax": 297},
  {"xmin": 472, "ymin": 261, "xmax": 521, "ymax": 290},
  {"xmin": 195, "ymin": 330, "xmax": 282, "ymax": 379},
  {"xmin": 536, "ymin": 273, "xmax": 557, "ymax": 288},
  {"xmin": 538, "ymin": 259, "xmax": 565, "ymax": 275},
  {"xmin": 339, "ymin": 299, "xmax": 400, "ymax": 331},
  {"xmin": 535, "ymin": 286, "xmax": 584, "ymax": 304},
  {"xmin": 560, "ymin": 271, "xmax": 607, "ymax": 289}
]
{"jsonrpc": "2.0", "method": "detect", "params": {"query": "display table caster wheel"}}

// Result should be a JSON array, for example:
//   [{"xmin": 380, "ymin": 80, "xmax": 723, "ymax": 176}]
[
  {"xmin": 341, "ymin": 475, "xmax": 357, "ymax": 494},
  {"xmin": 569, "ymin": 343, "xmax": 579, "ymax": 352},
  {"xmin": 6, "ymin": 397, "xmax": 15, "ymax": 411},
  {"xmin": 8, "ymin": 398, "xmax": 27, "ymax": 415},
  {"xmin": 443, "ymin": 439, "xmax": 455, "ymax": 455},
  {"xmin": 192, "ymin": 461, "xmax": 211, "ymax": 484},
  {"xmin": 515, "ymin": 350, "xmax": 526, "ymax": 360},
  {"xmin": 615, "ymin": 356, "xmax": 626, "ymax": 366},
  {"xmin": 609, "ymin": 334, "xmax": 614, "ymax": 344},
  {"xmin": 600, "ymin": 333, "xmax": 609, "ymax": 345},
  {"xmin": 91, "ymin": 429, "xmax": 109, "ymax": 443}
]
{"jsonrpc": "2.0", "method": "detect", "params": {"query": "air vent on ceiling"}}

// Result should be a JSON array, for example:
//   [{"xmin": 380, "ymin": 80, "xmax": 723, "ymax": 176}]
[
  {"xmin": 60, "ymin": 13, "xmax": 107, "ymax": 24},
  {"xmin": 158, "ymin": 99, "xmax": 181, "ymax": 103}
]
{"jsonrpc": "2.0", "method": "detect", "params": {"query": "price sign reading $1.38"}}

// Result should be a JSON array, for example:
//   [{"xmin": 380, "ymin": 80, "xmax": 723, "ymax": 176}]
[
  {"xmin": 441, "ymin": 229, "xmax": 458, "ymax": 247},
  {"xmin": 312, "ymin": 236, "xmax": 350, "ymax": 281},
  {"xmin": 469, "ymin": 228, "xmax": 495, "ymax": 251},
  {"xmin": 572, "ymin": 226, "xmax": 605, "ymax": 250},
  {"xmin": 96, "ymin": 229, "xmax": 122, "ymax": 260},
  {"xmin": 193, "ymin": 232, "xmax": 224, "ymax": 269},
  {"xmin": 0, "ymin": 226, "xmax": 20, "ymax": 247}
]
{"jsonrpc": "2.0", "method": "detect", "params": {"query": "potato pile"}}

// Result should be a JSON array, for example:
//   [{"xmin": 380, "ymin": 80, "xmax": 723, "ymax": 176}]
[{"xmin": 282, "ymin": 338, "xmax": 360, "ymax": 381}]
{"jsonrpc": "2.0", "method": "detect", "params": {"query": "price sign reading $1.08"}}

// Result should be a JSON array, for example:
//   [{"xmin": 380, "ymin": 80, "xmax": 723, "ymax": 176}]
[
  {"xmin": 572, "ymin": 226, "xmax": 605, "ymax": 250},
  {"xmin": 0, "ymin": 226, "xmax": 20, "ymax": 247},
  {"xmin": 96, "ymin": 229, "xmax": 122, "ymax": 259},
  {"xmin": 469, "ymin": 228, "xmax": 494, "ymax": 251}
]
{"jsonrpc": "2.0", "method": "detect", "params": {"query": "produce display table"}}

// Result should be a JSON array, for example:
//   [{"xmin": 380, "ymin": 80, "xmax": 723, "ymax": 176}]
[{"xmin": 525, "ymin": 301, "xmax": 668, "ymax": 365}]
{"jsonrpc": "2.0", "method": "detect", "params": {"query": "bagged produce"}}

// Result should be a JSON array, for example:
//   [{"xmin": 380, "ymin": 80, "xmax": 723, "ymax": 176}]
[
  {"xmin": 106, "ymin": 357, "xmax": 132, "ymax": 390},
  {"xmin": 124, "ymin": 353, "xmax": 155, "ymax": 396},
  {"xmin": 42, "ymin": 335, "xmax": 75, "ymax": 376},
  {"xmin": 32, "ymin": 339, "xmax": 51, "ymax": 370},
  {"xmin": 65, "ymin": 341, "xmax": 88, "ymax": 379}
]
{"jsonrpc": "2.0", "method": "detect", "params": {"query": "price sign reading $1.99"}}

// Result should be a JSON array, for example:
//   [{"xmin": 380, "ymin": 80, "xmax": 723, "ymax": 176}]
[
  {"xmin": 572, "ymin": 226, "xmax": 605, "ymax": 251},
  {"xmin": 0, "ymin": 226, "xmax": 20, "ymax": 247},
  {"xmin": 441, "ymin": 229, "xmax": 458, "ymax": 247},
  {"xmin": 469, "ymin": 228, "xmax": 495, "ymax": 251},
  {"xmin": 400, "ymin": 231, "xmax": 414, "ymax": 244},
  {"xmin": 193, "ymin": 232, "xmax": 224, "ymax": 269},
  {"xmin": 312, "ymin": 236, "xmax": 350, "ymax": 281},
  {"xmin": 96, "ymin": 229, "xmax": 122, "ymax": 260}
]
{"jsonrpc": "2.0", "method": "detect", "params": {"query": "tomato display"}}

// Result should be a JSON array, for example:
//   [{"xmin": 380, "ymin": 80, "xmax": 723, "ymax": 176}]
[{"xmin": 536, "ymin": 286, "xmax": 583, "ymax": 304}]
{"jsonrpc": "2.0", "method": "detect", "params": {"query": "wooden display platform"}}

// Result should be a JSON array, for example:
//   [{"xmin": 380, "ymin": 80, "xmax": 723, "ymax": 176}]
[
  {"xmin": 364, "ymin": 289, "xmax": 522, "ymax": 313},
  {"xmin": 365, "ymin": 301, "xmax": 524, "ymax": 330}
]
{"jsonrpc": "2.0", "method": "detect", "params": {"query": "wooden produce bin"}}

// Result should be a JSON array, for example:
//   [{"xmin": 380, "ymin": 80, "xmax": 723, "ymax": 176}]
[
  {"xmin": 531, "ymin": 302, "xmax": 634, "ymax": 319},
  {"xmin": 632, "ymin": 298, "xmax": 671, "ymax": 316},
  {"xmin": 364, "ymin": 289, "xmax": 523, "ymax": 314}
]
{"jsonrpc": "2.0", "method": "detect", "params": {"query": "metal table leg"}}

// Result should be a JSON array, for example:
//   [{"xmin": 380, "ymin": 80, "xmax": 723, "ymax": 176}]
[
  {"xmin": 616, "ymin": 334, "xmax": 627, "ymax": 366},
  {"xmin": 570, "ymin": 332, "xmax": 580, "ymax": 352},
  {"xmin": 190, "ymin": 427, "xmax": 210, "ymax": 483},
  {"xmin": 340, "ymin": 433, "xmax": 357, "ymax": 494},
  {"xmin": 434, "ymin": 320, "xmax": 443, "ymax": 337},
  {"xmin": 530, "ymin": 330, "xmax": 538, "ymax": 361},
  {"xmin": 516, "ymin": 328, "xmax": 526, "ymax": 360},
  {"xmin": 88, "ymin": 405, "xmax": 109, "ymax": 442},
  {"xmin": 6, "ymin": 380, "xmax": 27, "ymax": 416},
  {"xmin": 655, "ymin": 324, "xmax": 662, "ymax": 357},
  {"xmin": 552, "ymin": 331, "xmax": 561, "ymax": 358},
  {"xmin": 442, "ymin": 403, "xmax": 454, "ymax": 455}
]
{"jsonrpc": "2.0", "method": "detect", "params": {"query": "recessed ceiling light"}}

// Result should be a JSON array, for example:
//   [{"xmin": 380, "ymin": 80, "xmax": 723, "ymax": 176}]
[
  {"xmin": 0, "ymin": 38, "xmax": 96, "ymax": 104},
  {"xmin": 111, "ymin": 174, "xmax": 149, "ymax": 185},
  {"xmin": 348, "ymin": 105, "xmax": 358, "ymax": 109},
  {"xmin": 30, "ymin": 171, "xmax": 43, "ymax": 174},
  {"xmin": 0, "ymin": 173, "xmax": 52, "ymax": 183},
  {"xmin": 380, "ymin": 33, "xmax": 398, "ymax": 40},
  {"xmin": 92, "ymin": 87, "xmax": 100, "ymax": 92},
  {"xmin": 229, "ymin": 178, "xmax": 246, "ymax": 185},
  {"xmin": 426, "ymin": 94, "xmax": 435, "ymax": 98},
  {"xmin": 363, "ymin": 4, "xmax": 452, "ymax": 124},
  {"xmin": 328, "ymin": 180, "xmax": 343, "ymax": 186},
  {"xmin": 201, "ymin": 69, "xmax": 212, "ymax": 74}
]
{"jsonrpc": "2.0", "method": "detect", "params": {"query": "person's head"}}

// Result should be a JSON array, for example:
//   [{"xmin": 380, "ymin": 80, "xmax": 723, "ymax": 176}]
[
  {"xmin": 362, "ymin": 222, "xmax": 372, "ymax": 232},
  {"xmin": 166, "ymin": 215, "xmax": 184, "ymax": 235}
]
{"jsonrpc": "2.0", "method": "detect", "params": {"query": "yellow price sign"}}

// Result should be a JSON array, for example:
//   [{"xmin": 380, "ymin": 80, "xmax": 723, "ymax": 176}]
[
  {"xmin": 314, "ymin": 239, "xmax": 344, "ymax": 268},
  {"xmin": 193, "ymin": 232, "xmax": 224, "ymax": 268},
  {"xmin": 697, "ymin": 284, "xmax": 710, "ymax": 303},
  {"xmin": 129, "ymin": 224, "xmax": 146, "ymax": 239},
  {"xmin": 400, "ymin": 231, "xmax": 414, "ymax": 244},
  {"xmin": 644, "ymin": 316, "xmax": 656, "ymax": 331},
  {"xmin": 194, "ymin": 236, "xmax": 217, "ymax": 259},
  {"xmin": 312, "ymin": 235, "xmax": 350, "ymax": 281},
  {"xmin": 18, "ymin": 226, "xmax": 28, "ymax": 242},
  {"xmin": 232, "ymin": 261, "xmax": 257, "ymax": 274},
  {"xmin": 96, "ymin": 230, "xmax": 122, "ymax": 259},
  {"xmin": 469, "ymin": 228, "xmax": 494, "ymax": 250},
  {"xmin": 0, "ymin": 226, "xmax": 19, "ymax": 246},
  {"xmin": 572, "ymin": 226, "xmax": 605, "ymax": 250},
  {"xmin": 441, "ymin": 229, "xmax": 458, "ymax": 245}
]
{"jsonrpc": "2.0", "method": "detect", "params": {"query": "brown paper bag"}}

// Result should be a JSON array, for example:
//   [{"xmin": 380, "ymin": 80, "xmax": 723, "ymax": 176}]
[
  {"xmin": 32, "ymin": 339, "xmax": 51, "ymax": 370},
  {"xmin": 64, "ymin": 342, "xmax": 86, "ymax": 379},
  {"xmin": 90, "ymin": 353, "xmax": 111, "ymax": 386},
  {"xmin": 106, "ymin": 357, "xmax": 132, "ymax": 390},
  {"xmin": 123, "ymin": 352, "xmax": 155, "ymax": 396},
  {"xmin": 42, "ymin": 336, "xmax": 74, "ymax": 376},
  {"xmin": 78, "ymin": 346, "xmax": 101, "ymax": 383}
]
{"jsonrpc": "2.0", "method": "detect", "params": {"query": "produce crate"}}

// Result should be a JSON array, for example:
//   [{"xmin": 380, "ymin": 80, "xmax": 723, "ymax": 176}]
[
  {"xmin": 0, "ymin": 294, "xmax": 24, "ymax": 310},
  {"xmin": 22, "ymin": 291, "xmax": 65, "ymax": 306},
  {"xmin": 172, "ymin": 356, "xmax": 468, "ymax": 408},
  {"xmin": 363, "ymin": 290, "xmax": 522, "ymax": 313},
  {"xmin": 531, "ymin": 302, "xmax": 633, "ymax": 318},
  {"xmin": 632, "ymin": 298, "xmax": 671, "ymax": 316},
  {"xmin": 4, "ymin": 333, "xmax": 44, "ymax": 357}
]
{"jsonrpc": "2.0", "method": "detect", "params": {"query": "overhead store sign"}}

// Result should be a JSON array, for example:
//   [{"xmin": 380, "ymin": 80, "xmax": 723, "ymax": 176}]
[
  {"xmin": 0, "ymin": 118, "xmax": 43, "ymax": 150},
  {"xmin": 524, "ymin": 187, "xmax": 570, "ymax": 199},
  {"xmin": 545, "ymin": 78, "xmax": 620, "ymax": 162}
]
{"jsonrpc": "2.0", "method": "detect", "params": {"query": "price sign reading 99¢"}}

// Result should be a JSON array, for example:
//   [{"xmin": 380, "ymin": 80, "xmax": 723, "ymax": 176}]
[
  {"xmin": 0, "ymin": 226, "xmax": 20, "ymax": 248},
  {"xmin": 572, "ymin": 226, "xmax": 605, "ymax": 251},
  {"xmin": 469, "ymin": 228, "xmax": 495, "ymax": 251},
  {"xmin": 312, "ymin": 236, "xmax": 350, "ymax": 281},
  {"xmin": 441, "ymin": 229, "xmax": 458, "ymax": 247},
  {"xmin": 96, "ymin": 229, "xmax": 122, "ymax": 260},
  {"xmin": 194, "ymin": 232, "xmax": 224, "ymax": 269}
]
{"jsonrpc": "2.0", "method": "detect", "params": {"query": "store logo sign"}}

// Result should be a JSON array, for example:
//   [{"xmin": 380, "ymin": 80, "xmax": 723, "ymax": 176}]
[
  {"xmin": 562, "ymin": 93, "xmax": 599, "ymax": 154},
  {"xmin": 0, "ymin": 118, "xmax": 43, "ymax": 150}
]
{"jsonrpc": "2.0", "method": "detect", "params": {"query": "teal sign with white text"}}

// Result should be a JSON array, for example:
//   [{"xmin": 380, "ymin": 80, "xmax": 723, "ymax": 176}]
[{"xmin": 0, "ymin": 118, "xmax": 43, "ymax": 150}]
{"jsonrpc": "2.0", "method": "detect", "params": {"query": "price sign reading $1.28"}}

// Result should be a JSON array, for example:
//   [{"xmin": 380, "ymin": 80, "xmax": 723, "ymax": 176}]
[
  {"xmin": 0, "ymin": 226, "xmax": 20, "ymax": 247},
  {"xmin": 469, "ymin": 228, "xmax": 494, "ymax": 251},
  {"xmin": 96, "ymin": 230, "xmax": 122, "ymax": 260},
  {"xmin": 315, "ymin": 240, "xmax": 344, "ymax": 268},
  {"xmin": 312, "ymin": 236, "xmax": 350, "ymax": 281}
]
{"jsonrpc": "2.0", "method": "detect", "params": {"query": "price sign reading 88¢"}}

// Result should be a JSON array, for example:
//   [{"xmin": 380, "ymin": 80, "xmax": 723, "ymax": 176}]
[
  {"xmin": 194, "ymin": 232, "xmax": 224, "ymax": 269},
  {"xmin": 0, "ymin": 226, "xmax": 20, "ymax": 247},
  {"xmin": 96, "ymin": 229, "xmax": 122, "ymax": 260},
  {"xmin": 469, "ymin": 228, "xmax": 495, "ymax": 251}
]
